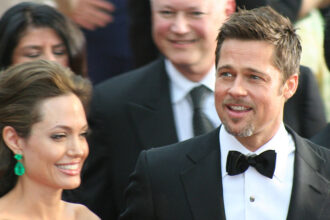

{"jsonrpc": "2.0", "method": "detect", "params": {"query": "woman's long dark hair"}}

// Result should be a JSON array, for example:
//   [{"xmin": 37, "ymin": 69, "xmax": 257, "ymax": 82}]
[{"xmin": 0, "ymin": 2, "xmax": 87, "ymax": 77}]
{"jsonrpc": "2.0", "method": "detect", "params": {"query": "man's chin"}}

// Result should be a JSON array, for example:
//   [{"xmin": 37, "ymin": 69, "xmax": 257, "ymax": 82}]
[
  {"xmin": 169, "ymin": 57, "xmax": 195, "ymax": 66},
  {"xmin": 223, "ymin": 123, "xmax": 254, "ymax": 137}
]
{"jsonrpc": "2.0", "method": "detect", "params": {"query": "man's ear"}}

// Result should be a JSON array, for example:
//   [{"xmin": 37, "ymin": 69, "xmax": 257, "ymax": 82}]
[
  {"xmin": 2, "ymin": 126, "xmax": 24, "ymax": 154},
  {"xmin": 225, "ymin": 0, "xmax": 236, "ymax": 16},
  {"xmin": 283, "ymin": 74, "xmax": 299, "ymax": 100}
]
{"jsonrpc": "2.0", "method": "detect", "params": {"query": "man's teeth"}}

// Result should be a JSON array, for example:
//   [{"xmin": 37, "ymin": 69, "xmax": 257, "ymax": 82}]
[
  {"xmin": 230, "ymin": 106, "xmax": 249, "ymax": 111},
  {"xmin": 56, "ymin": 164, "xmax": 79, "ymax": 170}
]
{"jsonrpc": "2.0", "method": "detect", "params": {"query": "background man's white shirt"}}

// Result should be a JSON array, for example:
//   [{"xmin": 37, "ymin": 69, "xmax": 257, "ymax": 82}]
[{"xmin": 166, "ymin": 59, "xmax": 220, "ymax": 141}]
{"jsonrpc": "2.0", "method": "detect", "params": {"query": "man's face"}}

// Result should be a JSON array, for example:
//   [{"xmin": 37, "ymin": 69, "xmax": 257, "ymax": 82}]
[
  {"xmin": 215, "ymin": 39, "xmax": 297, "ymax": 148},
  {"xmin": 151, "ymin": 0, "xmax": 231, "ymax": 73}
]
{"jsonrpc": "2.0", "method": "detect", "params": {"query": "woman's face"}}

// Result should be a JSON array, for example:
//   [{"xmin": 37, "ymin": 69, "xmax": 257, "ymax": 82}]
[
  {"xmin": 11, "ymin": 27, "xmax": 69, "ymax": 67},
  {"xmin": 19, "ymin": 93, "xmax": 88, "ymax": 190}
]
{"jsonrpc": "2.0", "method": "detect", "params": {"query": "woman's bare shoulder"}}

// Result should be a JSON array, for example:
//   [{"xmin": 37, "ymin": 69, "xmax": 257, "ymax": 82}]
[{"xmin": 67, "ymin": 202, "xmax": 100, "ymax": 220}]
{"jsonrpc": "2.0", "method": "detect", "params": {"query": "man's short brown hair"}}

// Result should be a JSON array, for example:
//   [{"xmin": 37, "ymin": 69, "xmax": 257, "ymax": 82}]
[{"xmin": 215, "ymin": 6, "xmax": 301, "ymax": 82}]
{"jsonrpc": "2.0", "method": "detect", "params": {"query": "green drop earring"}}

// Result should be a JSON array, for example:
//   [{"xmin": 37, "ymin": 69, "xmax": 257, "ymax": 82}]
[{"xmin": 14, "ymin": 154, "xmax": 25, "ymax": 176}]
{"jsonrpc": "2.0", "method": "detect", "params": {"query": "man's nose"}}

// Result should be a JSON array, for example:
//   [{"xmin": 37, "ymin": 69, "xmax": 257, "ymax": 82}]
[
  {"xmin": 228, "ymin": 78, "xmax": 248, "ymax": 97},
  {"xmin": 170, "ymin": 13, "xmax": 189, "ymax": 34}
]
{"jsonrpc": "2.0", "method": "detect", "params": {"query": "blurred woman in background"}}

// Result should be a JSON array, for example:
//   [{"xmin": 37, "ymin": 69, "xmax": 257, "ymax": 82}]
[{"xmin": 0, "ymin": 2, "xmax": 87, "ymax": 77}]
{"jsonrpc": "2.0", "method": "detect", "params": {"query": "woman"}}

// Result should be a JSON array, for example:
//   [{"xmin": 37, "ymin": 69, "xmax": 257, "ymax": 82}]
[
  {"xmin": 0, "ymin": 60, "xmax": 99, "ymax": 219},
  {"xmin": 0, "ymin": 2, "xmax": 87, "ymax": 77}
]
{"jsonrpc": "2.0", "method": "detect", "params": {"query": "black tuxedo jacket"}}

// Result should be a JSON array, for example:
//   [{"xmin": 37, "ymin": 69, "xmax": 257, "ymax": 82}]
[
  {"xmin": 120, "ymin": 127, "xmax": 330, "ymax": 220},
  {"xmin": 63, "ymin": 59, "xmax": 326, "ymax": 219}
]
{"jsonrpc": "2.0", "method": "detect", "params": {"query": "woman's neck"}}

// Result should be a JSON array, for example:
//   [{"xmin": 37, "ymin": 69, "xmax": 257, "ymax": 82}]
[{"xmin": 0, "ymin": 178, "xmax": 68, "ymax": 220}]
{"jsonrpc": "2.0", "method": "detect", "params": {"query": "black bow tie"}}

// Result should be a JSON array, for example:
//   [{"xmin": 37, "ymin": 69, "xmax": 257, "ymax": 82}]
[{"xmin": 226, "ymin": 150, "xmax": 277, "ymax": 178}]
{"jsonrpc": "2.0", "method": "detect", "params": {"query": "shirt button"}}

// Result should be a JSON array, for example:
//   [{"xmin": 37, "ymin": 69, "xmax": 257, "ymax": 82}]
[{"xmin": 250, "ymin": 196, "xmax": 255, "ymax": 202}]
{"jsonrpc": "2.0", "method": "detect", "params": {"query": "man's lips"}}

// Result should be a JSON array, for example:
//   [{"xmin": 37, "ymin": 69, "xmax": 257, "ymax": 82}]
[
  {"xmin": 223, "ymin": 98, "xmax": 254, "ymax": 119},
  {"xmin": 225, "ymin": 104, "xmax": 252, "ymax": 119},
  {"xmin": 169, "ymin": 39, "xmax": 197, "ymax": 46},
  {"xmin": 227, "ymin": 104, "xmax": 252, "ymax": 112},
  {"xmin": 170, "ymin": 39, "xmax": 196, "ymax": 43}
]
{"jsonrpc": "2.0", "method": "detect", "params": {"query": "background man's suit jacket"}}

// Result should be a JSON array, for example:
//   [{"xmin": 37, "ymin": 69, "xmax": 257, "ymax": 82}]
[
  {"xmin": 285, "ymin": 65, "xmax": 327, "ymax": 138},
  {"xmin": 311, "ymin": 124, "xmax": 330, "ymax": 149},
  {"xmin": 63, "ymin": 59, "xmax": 327, "ymax": 220},
  {"xmin": 119, "ymin": 127, "xmax": 330, "ymax": 220}
]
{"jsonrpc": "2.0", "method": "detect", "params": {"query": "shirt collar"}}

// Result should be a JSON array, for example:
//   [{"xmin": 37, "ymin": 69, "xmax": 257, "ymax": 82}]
[
  {"xmin": 165, "ymin": 59, "xmax": 216, "ymax": 104},
  {"xmin": 220, "ymin": 123, "xmax": 295, "ymax": 181}
]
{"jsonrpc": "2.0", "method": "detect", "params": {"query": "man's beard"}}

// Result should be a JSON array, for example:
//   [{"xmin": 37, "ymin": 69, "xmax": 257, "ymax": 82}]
[
  {"xmin": 221, "ymin": 98, "xmax": 255, "ymax": 137},
  {"xmin": 222, "ymin": 118, "xmax": 254, "ymax": 137}
]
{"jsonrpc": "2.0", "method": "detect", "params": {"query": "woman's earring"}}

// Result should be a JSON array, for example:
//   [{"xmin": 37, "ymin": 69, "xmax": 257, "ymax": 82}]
[{"xmin": 14, "ymin": 154, "xmax": 25, "ymax": 176}]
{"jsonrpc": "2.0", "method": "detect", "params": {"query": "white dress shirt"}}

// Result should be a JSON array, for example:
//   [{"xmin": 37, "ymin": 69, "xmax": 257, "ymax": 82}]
[
  {"xmin": 165, "ymin": 59, "xmax": 221, "ymax": 141},
  {"xmin": 220, "ymin": 124, "xmax": 295, "ymax": 220}
]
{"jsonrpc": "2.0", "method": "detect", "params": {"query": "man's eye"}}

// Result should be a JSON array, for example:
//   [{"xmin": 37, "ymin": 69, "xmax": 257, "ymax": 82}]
[
  {"xmin": 159, "ymin": 10, "xmax": 174, "ymax": 16},
  {"xmin": 220, "ymin": 72, "xmax": 232, "ymax": 77},
  {"xmin": 190, "ymin": 11, "xmax": 204, "ymax": 17},
  {"xmin": 250, "ymin": 75, "xmax": 262, "ymax": 80}
]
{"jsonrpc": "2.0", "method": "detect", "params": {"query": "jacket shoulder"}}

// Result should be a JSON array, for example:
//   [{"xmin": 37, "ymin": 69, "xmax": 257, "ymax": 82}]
[
  {"xmin": 145, "ymin": 128, "xmax": 220, "ymax": 166},
  {"xmin": 95, "ymin": 59, "xmax": 165, "ymax": 95}
]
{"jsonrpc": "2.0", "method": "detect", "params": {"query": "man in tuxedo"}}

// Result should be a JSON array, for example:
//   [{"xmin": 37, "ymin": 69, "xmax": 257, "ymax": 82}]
[
  {"xmin": 66, "ymin": 0, "xmax": 236, "ymax": 219},
  {"xmin": 119, "ymin": 6, "xmax": 330, "ymax": 219}
]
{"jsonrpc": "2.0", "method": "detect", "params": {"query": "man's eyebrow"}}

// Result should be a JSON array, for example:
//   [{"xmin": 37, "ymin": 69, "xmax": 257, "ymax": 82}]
[
  {"xmin": 217, "ymin": 65, "xmax": 268, "ymax": 76},
  {"xmin": 216, "ymin": 64, "xmax": 232, "ymax": 72}
]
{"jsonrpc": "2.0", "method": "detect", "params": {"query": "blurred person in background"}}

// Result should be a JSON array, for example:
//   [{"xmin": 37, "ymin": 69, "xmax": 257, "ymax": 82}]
[
  {"xmin": 56, "ymin": 0, "xmax": 134, "ymax": 84},
  {"xmin": 0, "ymin": 2, "xmax": 87, "ymax": 77}
]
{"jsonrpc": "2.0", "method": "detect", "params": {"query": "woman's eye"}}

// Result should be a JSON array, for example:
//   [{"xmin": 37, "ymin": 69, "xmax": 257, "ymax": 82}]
[
  {"xmin": 53, "ymin": 49, "xmax": 67, "ymax": 56},
  {"xmin": 80, "ymin": 131, "xmax": 89, "ymax": 138},
  {"xmin": 51, "ymin": 134, "xmax": 66, "ymax": 140},
  {"xmin": 24, "ymin": 53, "xmax": 39, "ymax": 58}
]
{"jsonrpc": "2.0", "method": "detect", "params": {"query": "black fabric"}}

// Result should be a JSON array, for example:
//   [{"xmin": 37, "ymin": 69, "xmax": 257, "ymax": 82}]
[
  {"xmin": 226, "ymin": 150, "xmax": 276, "ymax": 178},
  {"xmin": 284, "ymin": 66, "xmax": 327, "ymax": 138}
]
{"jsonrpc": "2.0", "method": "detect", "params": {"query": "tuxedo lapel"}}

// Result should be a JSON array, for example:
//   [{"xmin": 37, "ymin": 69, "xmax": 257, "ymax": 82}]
[
  {"xmin": 180, "ymin": 129, "xmax": 226, "ymax": 220},
  {"xmin": 127, "ymin": 59, "xmax": 178, "ymax": 149},
  {"xmin": 287, "ymin": 129, "xmax": 330, "ymax": 220}
]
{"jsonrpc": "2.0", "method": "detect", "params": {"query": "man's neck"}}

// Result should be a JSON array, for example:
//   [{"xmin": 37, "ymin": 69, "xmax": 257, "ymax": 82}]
[
  {"xmin": 171, "ymin": 61, "xmax": 215, "ymax": 82},
  {"xmin": 235, "ymin": 122, "xmax": 283, "ymax": 152}
]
